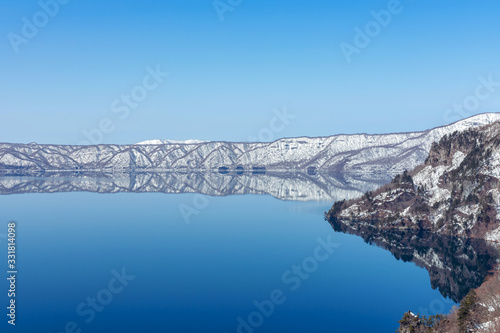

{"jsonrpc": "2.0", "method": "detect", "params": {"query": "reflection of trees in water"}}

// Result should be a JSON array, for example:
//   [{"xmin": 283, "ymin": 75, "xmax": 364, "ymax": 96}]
[
  {"xmin": 327, "ymin": 217, "xmax": 499, "ymax": 302},
  {"xmin": 0, "ymin": 171, "xmax": 393, "ymax": 202}
]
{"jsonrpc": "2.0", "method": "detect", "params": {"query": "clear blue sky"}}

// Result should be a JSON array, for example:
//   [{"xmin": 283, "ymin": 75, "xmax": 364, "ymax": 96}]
[{"xmin": 1, "ymin": 0, "xmax": 499, "ymax": 144}]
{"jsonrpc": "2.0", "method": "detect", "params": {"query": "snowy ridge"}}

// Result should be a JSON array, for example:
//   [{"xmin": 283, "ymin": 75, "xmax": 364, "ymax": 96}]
[
  {"xmin": 135, "ymin": 139, "xmax": 207, "ymax": 145},
  {"xmin": 1, "ymin": 113, "xmax": 499, "ymax": 174},
  {"xmin": 327, "ymin": 118, "xmax": 500, "ymax": 241}
]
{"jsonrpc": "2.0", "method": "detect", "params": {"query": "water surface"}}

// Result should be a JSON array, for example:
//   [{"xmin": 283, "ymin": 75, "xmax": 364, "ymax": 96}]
[{"xmin": 1, "ymin": 175, "xmax": 491, "ymax": 332}]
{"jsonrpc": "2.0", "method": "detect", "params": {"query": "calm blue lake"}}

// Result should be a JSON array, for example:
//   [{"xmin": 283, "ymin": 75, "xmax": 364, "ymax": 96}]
[{"xmin": 0, "ymin": 190, "xmax": 456, "ymax": 333}]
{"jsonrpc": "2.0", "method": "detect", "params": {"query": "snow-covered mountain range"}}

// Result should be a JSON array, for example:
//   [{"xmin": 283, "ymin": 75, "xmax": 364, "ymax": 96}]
[{"xmin": 1, "ymin": 113, "xmax": 499, "ymax": 174}]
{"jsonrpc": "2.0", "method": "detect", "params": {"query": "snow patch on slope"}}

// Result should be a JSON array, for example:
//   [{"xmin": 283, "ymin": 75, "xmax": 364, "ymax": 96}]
[{"xmin": 135, "ymin": 139, "xmax": 207, "ymax": 145}]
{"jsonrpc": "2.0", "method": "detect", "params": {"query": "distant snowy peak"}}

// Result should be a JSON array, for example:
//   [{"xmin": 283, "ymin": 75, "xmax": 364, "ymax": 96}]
[{"xmin": 135, "ymin": 139, "xmax": 207, "ymax": 145}]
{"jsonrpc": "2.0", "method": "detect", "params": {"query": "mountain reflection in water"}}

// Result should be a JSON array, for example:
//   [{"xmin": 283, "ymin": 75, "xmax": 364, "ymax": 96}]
[
  {"xmin": 327, "ymin": 218, "xmax": 499, "ymax": 302},
  {"xmin": 0, "ymin": 171, "xmax": 392, "ymax": 202}
]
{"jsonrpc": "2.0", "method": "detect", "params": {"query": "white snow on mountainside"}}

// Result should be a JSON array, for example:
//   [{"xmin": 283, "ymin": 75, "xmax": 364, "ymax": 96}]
[
  {"xmin": 0, "ymin": 113, "xmax": 499, "ymax": 173},
  {"xmin": 329, "ymin": 118, "xmax": 500, "ymax": 239},
  {"xmin": 136, "ymin": 139, "xmax": 207, "ymax": 145}
]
